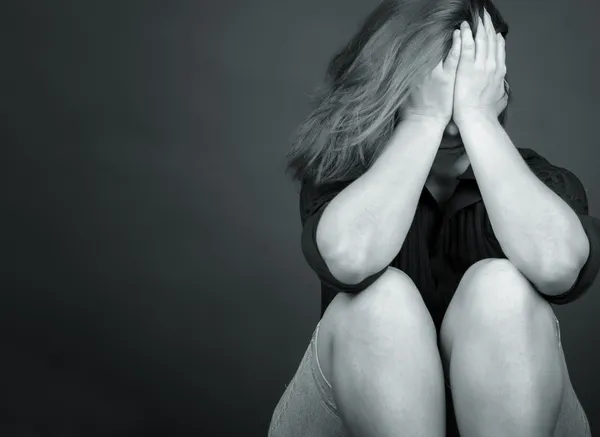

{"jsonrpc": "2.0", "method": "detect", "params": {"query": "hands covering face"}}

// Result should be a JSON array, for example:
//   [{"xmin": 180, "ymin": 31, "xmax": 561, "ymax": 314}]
[
  {"xmin": 453, "ymin": 8, "xmax": 508, "ymax": 124},
  {"xmin": 402, "ymin": 9, "xmax": 508, "ymax": 126}
]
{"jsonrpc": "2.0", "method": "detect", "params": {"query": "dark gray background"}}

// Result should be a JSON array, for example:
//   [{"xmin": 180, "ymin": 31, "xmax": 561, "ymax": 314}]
[{"xmin": 3, "ymin": 0, "xmax": 598, "ymax": 435}]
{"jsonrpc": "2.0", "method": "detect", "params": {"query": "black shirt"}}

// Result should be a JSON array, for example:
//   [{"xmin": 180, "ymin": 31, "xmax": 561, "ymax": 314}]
[{"xmin": 299, "ymin": 148, "xmax": 600, "ymax": 330}]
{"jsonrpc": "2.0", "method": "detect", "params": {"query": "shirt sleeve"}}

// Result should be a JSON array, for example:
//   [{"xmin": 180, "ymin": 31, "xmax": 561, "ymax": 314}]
[
  {"xmin": 299, "ymin": 178, "xmax": 388, "ymax": 294},
  {"xmin": 528, "ymin": 153, "xmax": 600, "ymax": 304}
]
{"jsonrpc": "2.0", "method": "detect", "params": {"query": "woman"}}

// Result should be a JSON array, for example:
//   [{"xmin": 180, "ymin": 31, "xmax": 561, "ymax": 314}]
[{"xmin": 270, "ymin": 0, "xmax": 599, "ymax": 436}]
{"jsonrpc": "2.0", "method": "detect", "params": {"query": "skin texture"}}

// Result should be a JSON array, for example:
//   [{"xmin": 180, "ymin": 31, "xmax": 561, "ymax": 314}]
[
  {"xmin": 431, "ymin": 15, "xmax": 508, "ymax": 181},
  {"xmin": 403, "ymin": 28, "xmax": 462, "ymax": 124},
  {"xmin": 431, "ymin": 12, "xmax": 507, "ymax": 175},
  {"xmin": 440, "ymin": 259, "xmax": 567, "ymax": 437}
]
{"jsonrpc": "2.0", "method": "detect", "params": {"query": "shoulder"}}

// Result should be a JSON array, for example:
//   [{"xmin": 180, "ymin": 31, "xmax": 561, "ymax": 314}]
[
  {"xmin": 518, "ymin": 147, "xmax": 551, "ymax": 167},
  {"xmin": 518, "ymin": 147, "xmax": 578, "ymax": 181}
]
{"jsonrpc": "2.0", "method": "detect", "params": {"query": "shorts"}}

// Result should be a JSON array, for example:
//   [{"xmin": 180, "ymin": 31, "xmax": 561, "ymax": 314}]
[{"xmin": 268, "ymin": 319, "xmax": 591, "ymax": 437}]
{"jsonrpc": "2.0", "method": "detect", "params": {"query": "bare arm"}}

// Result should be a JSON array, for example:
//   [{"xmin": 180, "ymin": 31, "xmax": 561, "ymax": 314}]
[
  {"xmin": 458, "ymin": 113, "xmax": 589, "ymax": 295},
  {"xmin": 314, "ymin": 29, "xmax": 462, "ymax": 285},
  {"xmin": 316, "ymin": 117, "xmax": 445, "ymax": 284},
  {"xmin": 452, "ymin": 15, "xmax": 589, "ymax": 295}
]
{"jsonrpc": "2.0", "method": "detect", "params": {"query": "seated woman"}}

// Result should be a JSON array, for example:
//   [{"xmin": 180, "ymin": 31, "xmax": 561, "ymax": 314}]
[{"xmin": 269, "ymin": 0, "xmax": 600, "ymax": 436}]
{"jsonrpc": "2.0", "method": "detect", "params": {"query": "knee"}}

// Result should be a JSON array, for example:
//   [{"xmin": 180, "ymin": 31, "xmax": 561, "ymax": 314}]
[
  {"xmin": 455, "ymin": 258, "xmax": 553, "ymax": 328},
  {"xmin": 326, "ymin": 267, "xmax": 437, "ymax": 346},
  {"xmin": 348, "ymin": 267, "xmax": 436, "ymax": 337},
  {"xmin": 317, "ymin": 268, "xmax": 438, "ymax": 388}
]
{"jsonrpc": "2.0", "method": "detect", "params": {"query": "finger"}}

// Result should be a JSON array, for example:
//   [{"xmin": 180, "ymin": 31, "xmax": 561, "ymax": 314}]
[
  {"xmin": 497, "ymin": 33, "xmax": 506, "ymax": 76},
  {"xmin": 484, "ymin": 9, "xmax": 496, "ymax": 70},
  {"xmin": 443, "ymin": 29, "xmax": 461, "ymax": 72},
  {"xmin": 496, "ymin": 32, "xmax": 506, "ymax": 88},
  {"xmin": 474, "ymin": 15, "xmax": 487, "ymax": 66},
  {"xmin": 459, "ymin": 21, "xmax": 475, "ymax": 65},
  {"xmin": 432, "ymin": 58, "xmax": 444, "ymax": 77}
]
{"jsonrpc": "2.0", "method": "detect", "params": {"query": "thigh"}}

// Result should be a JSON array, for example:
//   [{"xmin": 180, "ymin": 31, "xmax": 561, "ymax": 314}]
[
  {"xmin": 268, "ymin": 324, "xmax": 349, "ymax": 437},
  {"xmin": 438, "ymin": 259, "xmax": 590, "ymax": 436},
  {"xmin": 441, "ymin": 317, "xmax": 591, "ymax": 437}
]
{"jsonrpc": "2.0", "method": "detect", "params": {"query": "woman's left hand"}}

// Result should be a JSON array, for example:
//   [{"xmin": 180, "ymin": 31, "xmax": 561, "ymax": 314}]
[{"xmin": 453, "ymin": 9, "xmax": 508, "ymax": 125}]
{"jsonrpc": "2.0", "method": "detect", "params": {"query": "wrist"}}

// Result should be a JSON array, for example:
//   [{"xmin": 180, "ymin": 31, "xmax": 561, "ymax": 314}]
[
  {"xmin": 454, "ymin": 109, "xmax": 499, "ymax": 127},
  {"xmin": 401, "ymin": 113, "xmax": 449, "ymax": 131}
]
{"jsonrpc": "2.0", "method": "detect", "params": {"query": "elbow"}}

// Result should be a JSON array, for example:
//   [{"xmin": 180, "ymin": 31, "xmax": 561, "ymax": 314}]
[
  {"xmin": 535, "ymin": 248, "xmax": 588, "ymax": 296},
  {"xmin": 316, "ymin": 233, "xmax": 370, "ymax": 285},
  {"xmin": 323, "ymin": 251, "xmax": 370, "ymax": 285},
  {"xmin": 535, "ymin": 265, "xmax": 580, "ymax": 296},
  {"xmin": 534, "ymin": 224, "xmax": 590, "ymax": 296}
]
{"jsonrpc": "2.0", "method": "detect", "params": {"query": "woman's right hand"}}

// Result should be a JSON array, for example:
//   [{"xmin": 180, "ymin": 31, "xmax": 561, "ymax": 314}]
[{"xmin": 402, "ymin": 29, "xmax": 462, "ymax": 124}]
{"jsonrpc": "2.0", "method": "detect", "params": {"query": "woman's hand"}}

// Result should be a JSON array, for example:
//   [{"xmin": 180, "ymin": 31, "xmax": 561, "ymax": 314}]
[
  {"xmin": 453, "ymin": 9, "xmax": 508, "ymax": 125},
  {"xmin": 403, "ymin": 28, "xmax": 462, "ymax": 125}
]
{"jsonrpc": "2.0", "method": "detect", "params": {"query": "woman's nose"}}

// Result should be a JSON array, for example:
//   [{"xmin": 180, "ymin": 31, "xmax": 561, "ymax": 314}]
[{"xmin": 445, "ymin": 120, "xmax": 459, "ymax": 136}]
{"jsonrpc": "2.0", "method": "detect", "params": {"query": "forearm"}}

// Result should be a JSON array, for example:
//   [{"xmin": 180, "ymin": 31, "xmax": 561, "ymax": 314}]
[
  {"xmin": 317, "ymin": 117, "xmax": 445, "ymax": 284},
  {"xmin": 458, "ymin": 113, "xmax": 589, "ymax": 295}
]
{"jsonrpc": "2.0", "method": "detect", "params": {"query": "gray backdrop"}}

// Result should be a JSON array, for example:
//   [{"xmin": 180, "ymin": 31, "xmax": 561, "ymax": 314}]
[{"xmin": 3, "ymin": 0, "xmax": 598, "ymax": 435}]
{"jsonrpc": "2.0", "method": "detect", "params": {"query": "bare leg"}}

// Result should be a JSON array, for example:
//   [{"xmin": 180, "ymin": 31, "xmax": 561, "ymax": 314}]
[
  {"xmin": 317, "ymin": 267, "xmax": 446, "ymax": 437},
  {"xmin": 441, "ymin": 258, "xmax": 565, "ymax": 437}
]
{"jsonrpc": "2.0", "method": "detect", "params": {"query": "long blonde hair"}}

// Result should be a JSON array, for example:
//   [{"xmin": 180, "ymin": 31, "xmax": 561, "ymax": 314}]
[{"xmin": 286, "ymin": 0, "xmax": 511, "ymax": 186}]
